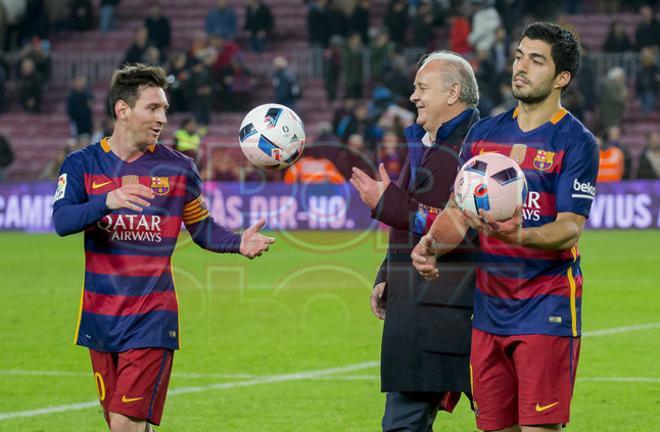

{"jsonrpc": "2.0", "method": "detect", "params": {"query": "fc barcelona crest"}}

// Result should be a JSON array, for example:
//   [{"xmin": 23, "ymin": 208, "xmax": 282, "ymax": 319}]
[
  {"xmin": 150, "ymin": 176, "xmax": 170, "ymax": 195},
  {"xmin": 533, "ymin": 150, "xmax": 555, "ymax": 171}
]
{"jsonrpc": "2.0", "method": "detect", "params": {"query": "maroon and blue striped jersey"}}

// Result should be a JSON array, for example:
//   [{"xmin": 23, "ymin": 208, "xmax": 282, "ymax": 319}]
[
  {"xmin": 52, "ymin": 139, "xmax": 241, "ymax": 352},
  {"xmin": 459, "ymin": 107, "xmax": 599, "ymax": 337}
]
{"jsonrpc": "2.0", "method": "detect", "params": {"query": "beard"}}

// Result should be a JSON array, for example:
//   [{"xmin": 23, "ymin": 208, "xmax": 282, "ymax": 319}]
[{"xmin": 512, "ymin": 80, "xmax": 553, "ymax": 105}]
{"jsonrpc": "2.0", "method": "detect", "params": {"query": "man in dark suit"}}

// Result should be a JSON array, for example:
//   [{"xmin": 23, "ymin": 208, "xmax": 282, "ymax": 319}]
[{"xmin": 350, "ymin": 51, "xmax": 480, "ymax": 431}]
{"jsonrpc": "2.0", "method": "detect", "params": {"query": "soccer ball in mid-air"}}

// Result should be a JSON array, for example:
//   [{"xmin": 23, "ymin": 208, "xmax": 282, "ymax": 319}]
[
  {"xmin": 238, "ymin": 103, "xmax": 306, "ymax": 169},
  {"xmin": 454, "ymin": 152, "xmax": 528, "ymax": 221}
]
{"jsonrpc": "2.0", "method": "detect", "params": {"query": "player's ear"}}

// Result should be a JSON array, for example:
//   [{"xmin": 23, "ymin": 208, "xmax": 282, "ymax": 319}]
[
  {"xmin": 447, "ymin": 82, "xmax": 461, "ymax": 105},
  {"xmin": 115, "ymin": 100, "xmax": 129, "ymax": 120},
  {"xmin": 553, "ymin": 71, "xmax": 571, "ymax": 90}
]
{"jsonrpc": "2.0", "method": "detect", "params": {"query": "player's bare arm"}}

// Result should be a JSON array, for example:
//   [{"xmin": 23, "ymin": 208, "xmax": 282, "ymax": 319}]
[
  {"xmin": 411, "ymin": 195, "xmax": 469, "ymax": 279},
  {"xmin": 467, "ymin": 207, "xmax": 585, "ymax": 250}
]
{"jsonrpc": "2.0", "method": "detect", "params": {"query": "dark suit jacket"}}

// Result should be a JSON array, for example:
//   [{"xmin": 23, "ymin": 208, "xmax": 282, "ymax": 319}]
[{"xmin": 372, "ymin": 108, "xmax": 480, "ymax": 393}]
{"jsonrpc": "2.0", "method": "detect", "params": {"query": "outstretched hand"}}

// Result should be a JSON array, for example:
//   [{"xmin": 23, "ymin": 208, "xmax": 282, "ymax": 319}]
[
  {"xmin": 240, "ymin": 218, "xmax": 275, "ymax": 259},
  {"xmin": 349, "ymin": 164, "xmax": 391, "ymax": 209}
]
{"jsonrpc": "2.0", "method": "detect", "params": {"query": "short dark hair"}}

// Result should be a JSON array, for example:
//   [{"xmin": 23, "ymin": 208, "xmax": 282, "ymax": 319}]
[
  {"xmin": 521, "ymin": 22, "xmax": 580, "ymax": 87},
  {"xmin": 109, "ymin": 64, "xmax": 168, "ymax": 120}
]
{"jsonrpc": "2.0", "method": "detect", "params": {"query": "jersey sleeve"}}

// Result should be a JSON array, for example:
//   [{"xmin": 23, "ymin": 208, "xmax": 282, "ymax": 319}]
[
  {"xmin": 52, "ymin": 152, "xmax": 110, "ymax": 236},
  {"xmin": 183, "ymin": 159, "xmax": 242, "ymax": 253},
  {"xmin": 458, "ymin": 123, "xmax": 479, "ymax": 167},
  {"xmin": 555, "ymin": 133, "xmax": 600, "ymax": 217}
]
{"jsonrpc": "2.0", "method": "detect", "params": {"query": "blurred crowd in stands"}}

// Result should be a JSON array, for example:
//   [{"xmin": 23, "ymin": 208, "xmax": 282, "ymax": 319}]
[{"xmin": 0, "ymin": 0, "xmax": 658, "ymax": 182}]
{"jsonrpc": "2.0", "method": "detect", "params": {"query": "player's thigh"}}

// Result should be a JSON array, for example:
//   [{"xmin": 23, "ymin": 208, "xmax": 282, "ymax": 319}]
[
  {"xmin": 89, "ymin": 350, "xmax": 118, "ymax": 407},
  {"xmin": 471, "ymin": 329, "xmax": 518, "ymax": 431},
  {"xmin": 514, "ymin": 335, "xmax": 580, "ymax": 427},
  {"xmin": 108, "ymin": 348, "xmax": 174, "ymax": 425}
]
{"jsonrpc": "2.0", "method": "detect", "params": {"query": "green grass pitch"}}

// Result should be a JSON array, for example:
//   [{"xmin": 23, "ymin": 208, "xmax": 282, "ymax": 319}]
[{"xmin": 0, "ymin": 230, "xmax": 658, "ymax": 431}]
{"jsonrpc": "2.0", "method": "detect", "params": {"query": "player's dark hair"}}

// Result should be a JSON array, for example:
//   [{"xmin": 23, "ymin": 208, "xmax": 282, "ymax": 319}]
[
  {"xmin": 521, "ymin": 22, "xmax": 580, "ymax": 89},
  {"xmin": 109, "ymin": 63, "xmax": 168, "ymax": 120}
]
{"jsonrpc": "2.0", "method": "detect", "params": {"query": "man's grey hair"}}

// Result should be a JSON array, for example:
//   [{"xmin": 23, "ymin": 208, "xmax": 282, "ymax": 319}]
[{"xmin": 419, "ymin": 51, "xmax": 479, "ymax": 107}]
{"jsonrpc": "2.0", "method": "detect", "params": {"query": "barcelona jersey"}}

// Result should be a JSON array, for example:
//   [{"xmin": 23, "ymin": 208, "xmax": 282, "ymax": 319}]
[
  {"xmin": 52, "ymin": 138, "xmax": 241, "ymax": 352},
  {"xmin": 459, "ymin": 107, "xmax": 599, "ymax": 337}
]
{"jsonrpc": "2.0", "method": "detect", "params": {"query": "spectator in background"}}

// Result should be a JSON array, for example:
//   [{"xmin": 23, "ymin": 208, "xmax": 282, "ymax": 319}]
[
  {"xmin": 603, "ymin": 20, "xmax": 633, "ymax": 52},
  {"xmin": 491, "ymin": 26, "xmax": 509, "ymax": 74},
  {"xmin": 210, "ymin": 35, "xmax": 239, "ymax": 77},
  {"xmin": 635, "ymin": 5, "xmax": 660, "ymax": 51},
  {"xmin": 412, "ymin": 1, "xmax": 435, "ymax": 50},
  {"xmin": 272, "ymin": 56, "xmax": 300, "ymax": 109},
  {"xmin": 70, "ymin": 0, "xmax": 93, "ymax": 32},
  {"xmin": 369, "ymin": 31, "xmax": 394, "ymax": 83},
  {"xmin": 218, "ymin": 57, "xmax": 255, "ymax": 111},
  {"xmin": 606, "ymin": 126, "xmax": 632, "ymax": 179},
  {"xmin": 474, "ymin": 48, "xmax": 497, "ymax": 115},
  {"xmin": 596, "ymin": 134, "xmax": 625, "ymax": 182},
  {"xmin": 165, "ymin": 52, "xmax": 190, "ymax": 112},
  {"xmin": 335, "ymin": 102, "xmax": 382, "ymax": 148},
  {"xmin": 327, "ymin": 2, "xmax": 349, "ymax": 41},
  {"xmin": 383, "ymin": 55, "xmax": 412, "ymax": 104},
  {"xmin": 384, "ymin": 0, "xmax": 408, "ymax": 47},
  {"xmin": 323, "ymin": 35, "xmax": 343, "ymax": 101},
  {"xmin": 245, "ymin": 0, "xmax": 274, "ymax": 53},
  {"xmin": 283, "ymin": 147, "xmax": 345, "ymax": 184},
  {"xmin": 145, "ymin": 4, "xmax": 171, "ymax": 54},
  {"xmin": 333, "ymin": 98, "xmax": 356, "ymax": 132},
  {"xmin": 600, "ymin": 67, "xmax": 627, "ymax": 129},
  {"xmin": 468, "ymin": 0, "xmax": 501, "ymax": 52},
  {"xmin": 378, "ymin": 131, "xmax": 405, "ymax": 182},
  {"xmin": 17, "ymin": 0, "xmax": 49, "ymax": 44},
  {"xmin": 19, "ymin": 58, "xmax": 43, "ymax": 113},
  {"xmin": 174, "ymin": 117, "xmax": 207, "ymax": 163},
  {"xmin": 348, "ymin": 0, "xmax": 369, "ymax": 44},
  {"xmin": 202, "ymin": 150, "xmax": 240, "ymax": 181},
  {"xmin": 577, "ymin": 44, "xmax": 596, "ymax": 112},
  {"xmin": 19, "ymin": 37, "xmax": 52, "ymax": 83},
  {"xmin": 636, "ymin": 47, "xmax": 659, "ymax": 114},
  {"xmin": 187, "ymin": 58, "xmax": 214, "ymax": 126},
  {"xmin": 40, "ymin": 147, "xmax": 68, "ymax": 180},
  {"xmin": 67, "ymin": 75, "xmax": 93, "ymax": 137},
  {"xmin": 307, "ymin": 0, "xmax": 331, "ymax": 48},
  {"xmin": 144, "ymin": 46, "xmax": 162, "ymax": 66},
  {"xmin": 205, "ymin": 0, "xmax": 237, "ymax": 41},
  {"xmin": 99, "ymin": 0, "xmax": 120, "ymax": 33},
  {"xmin": 449, "ymin": 11, "xmax": 471, "ymax": 55},
  {"xmin": 343, "ymin": 33, "xmax": 364, "ymax": 99},
  {"xmin": 336, "ymin": 133, "xmax": 376, "ymax": 180},
  {"xmin": 638, "ymin": 131, "xmax": 660, "ymax": 179},
  {"xmin": 0, "ymin": 134, "xmax": 13, "ymax": 181},
  {"xmin": 122, "ymin": 27, "xmax": 149, "ymax": 65},
  {"xmin": 188, "ymin": 31, "xmax": 210, "ymax": 63},
  {"xmin": 495, "ymin": 0, "xmax": 523, "ymax": 36}
]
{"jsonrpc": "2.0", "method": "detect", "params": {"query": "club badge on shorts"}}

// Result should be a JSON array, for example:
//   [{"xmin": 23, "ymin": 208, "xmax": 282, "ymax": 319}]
[
  {"xmin": 533, "ymin": 150, "xmax": 555, "ymax": 171},
  {"xmin": 150, "ymin": 177, "xmax": 170, "ymax": 195}
]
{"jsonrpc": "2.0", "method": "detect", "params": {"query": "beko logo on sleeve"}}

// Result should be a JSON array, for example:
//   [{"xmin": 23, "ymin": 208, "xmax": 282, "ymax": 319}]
[{"xmin": 572, "ymin": 179, "xmax": 596, "ymax": 199}]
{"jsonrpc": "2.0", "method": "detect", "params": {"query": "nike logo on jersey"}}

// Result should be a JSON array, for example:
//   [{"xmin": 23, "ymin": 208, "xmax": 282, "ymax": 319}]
[
  {"xmin": 535, "ymin": 401, "xmax": 559, "ymax": 412},
  {"xmin": 121, "ymin": 395, "xmax": 144, "ymax": 403},
  {"xmin": 92, "ymin": 180, "xmax": 113, "ymax": 189}
]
